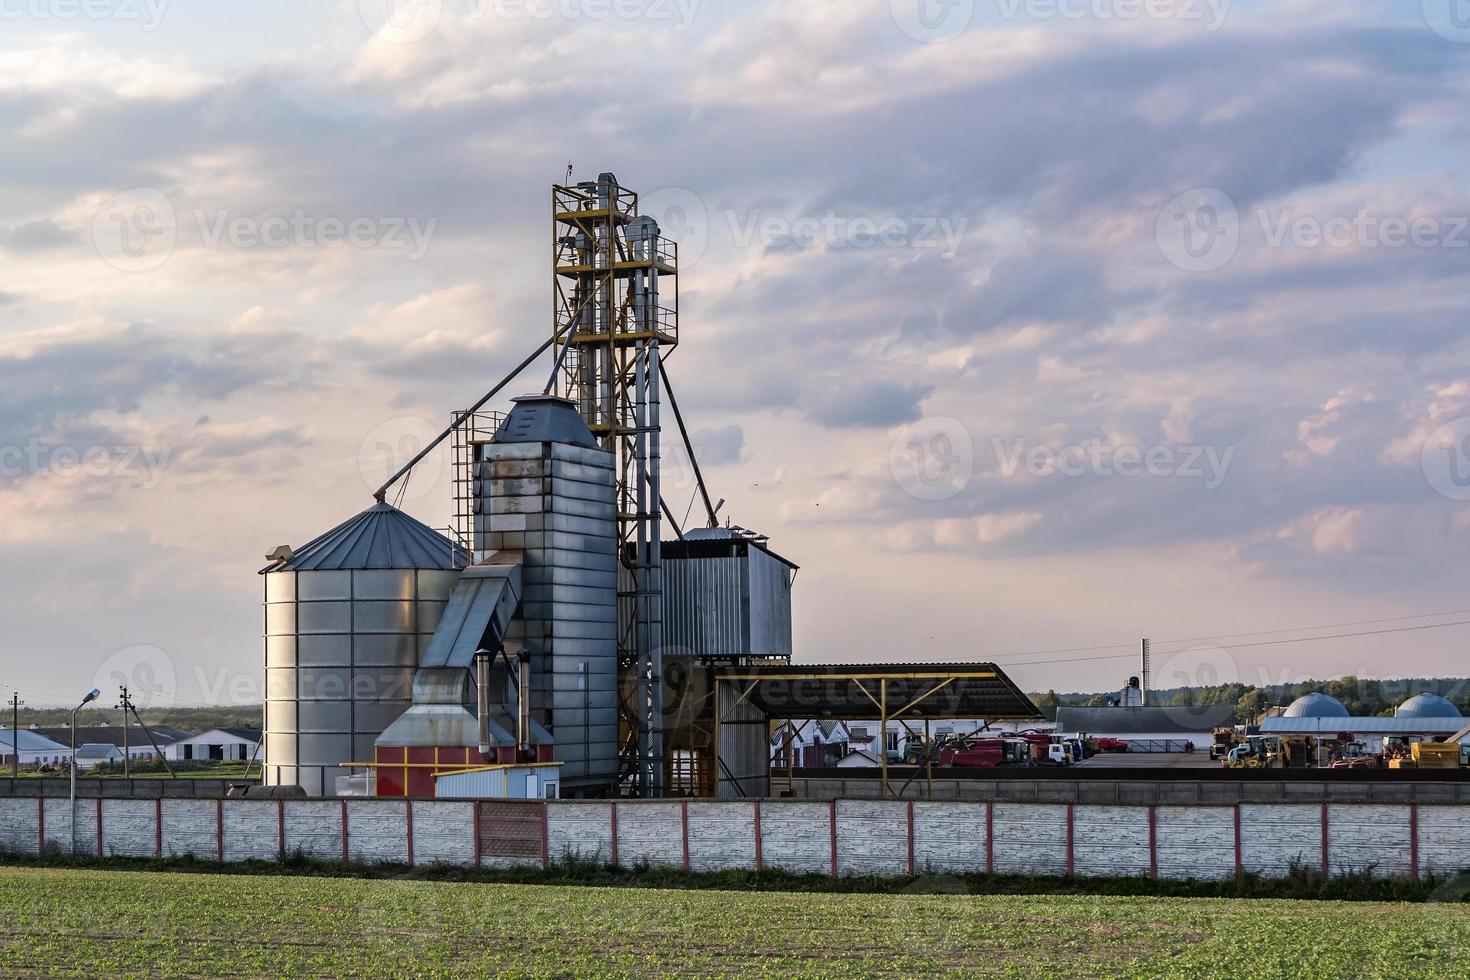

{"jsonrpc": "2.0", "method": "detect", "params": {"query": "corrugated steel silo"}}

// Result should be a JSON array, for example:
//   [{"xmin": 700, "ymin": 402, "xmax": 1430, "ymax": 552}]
[
  {"xmin": 474, "ymin": 395, "xmax": 619, "ymax": 793},
  {"xmin": 261, "ymin": 503, "xmax": 467, "ymax": 796}
]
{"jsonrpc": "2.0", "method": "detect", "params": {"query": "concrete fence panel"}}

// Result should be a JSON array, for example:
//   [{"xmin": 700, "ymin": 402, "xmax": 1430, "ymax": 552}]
[
  {"xmin": 1155, "ymin": 806, "xmax": 1235, "ymax": 881},
  {"xmin": 1240, "ymin": 804, "xmax": 1322, "ymax": 876},
  {"xmin": 912, "ymin": 801, "xmax": 988, "ymax": 874},
  {"xmin": 1419, "ymin": 805, "xmax": 1470, "ymax": 877},
  {"xmin": 42, "ymin": 798, "xmax": 97, "ymax": 857},
  {"xmin": 1073, "ymin": 805, "xmax": 1150, "ymax": 879},
  {"xmin": 759, "ymin": 801, "xmax": 831, "ymax": 874},
  {"xmin": 993, "ymin": 804, "xmax": 1069, "ymax": 876},
  {"xmin": 836, "ymin": 801, "xmax": 908, "ymax": 876},
  {"xmin": 1328, "ymin": 804, "xmax": 1412, "ymax": 878},
  {"xmin": 617, "ymin": 802, "xmax": 684, "ymax": 869},
  {"xmin": 161, "ymin": 800, "xmax": 218, "ymax": 859},
  {"xmin": 284, "ymin": 800, "xmax": 345, "ymax": 862},
  {"xmin": 101, "ymin": 799, "xmax": 156, "ymax": 859},
  {"xmin": 347, "ymin": 801, "xmax": 409, "ymax": 865},
  {"xmin": 687, "ymin": 801, "xmax": 756, "ymax": 873},
  {"xmin": 412, "ymin": 801, "xmax": 476, "ymax": 867},
  {"xmin": 0, "ymin": 799, "xmax": 41, "ymax": 855},
  {"xmin": 222, "ymin": 801, "xmax": 283, "ymax": 863},
  {"xmin": 546, "ymin": 802, "xmax": 612, "ymax": 865}
]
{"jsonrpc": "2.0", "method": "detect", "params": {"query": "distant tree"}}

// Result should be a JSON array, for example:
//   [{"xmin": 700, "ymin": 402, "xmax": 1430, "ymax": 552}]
[
  {"xmin": 1171, "ymin": 689, "xmax": 1197, "ymax": 707},
  {"xmin": 1033, "ymin": 690, "xmax": 1061, "ymax": 722},
  {"xmin": 1236, "ymin": 689, "xmax": 1266, "ymax": 724}
]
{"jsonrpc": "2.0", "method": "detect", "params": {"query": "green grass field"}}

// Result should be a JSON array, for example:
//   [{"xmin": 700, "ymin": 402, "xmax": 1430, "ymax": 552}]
[{"xmin": 1, "ymin": 867, "xmax": 1467, "ymax": 978}]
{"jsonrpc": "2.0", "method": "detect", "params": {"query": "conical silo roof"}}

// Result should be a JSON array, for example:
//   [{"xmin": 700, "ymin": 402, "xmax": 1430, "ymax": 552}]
[{"xmin": 261, "ymin": 503, "xmax": 467, "ymax": 572}]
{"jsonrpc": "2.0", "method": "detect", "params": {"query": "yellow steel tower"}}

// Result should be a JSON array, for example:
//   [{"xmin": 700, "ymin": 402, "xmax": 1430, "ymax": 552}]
[{"xmin": 551, "ymin": 173, "xmax": 678, "ymax": 796}]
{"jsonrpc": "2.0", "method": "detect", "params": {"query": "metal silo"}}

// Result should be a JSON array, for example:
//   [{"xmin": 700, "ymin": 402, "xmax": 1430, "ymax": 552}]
[
  {"xmin": 475, "ymin": 394, "xmax": 619, "ymax": 794},
  {"xmin": 261, "ymin": 503, "xmax": 467, "ymax": 796}
]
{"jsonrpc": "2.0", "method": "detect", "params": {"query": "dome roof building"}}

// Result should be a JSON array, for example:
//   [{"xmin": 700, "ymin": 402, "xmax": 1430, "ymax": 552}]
[
  {"xmin": 1282, "ymin": 692, "xmax": 1350, "ymax": 718},
  {"xmin": 1394, "ymin": 693, "xmax": 1463, "ymax": 719}
]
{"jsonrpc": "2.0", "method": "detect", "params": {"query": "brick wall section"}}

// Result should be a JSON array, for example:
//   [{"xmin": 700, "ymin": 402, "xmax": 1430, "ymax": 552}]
[
  {"xmin": 912, "ymin": 801, "xmax": 988, "ymax": 874},
  {"xmin": 0, "ymin": 799, "xmax": 40, "ymax": 855},
  {"xmin": 222, "ymin": 802, "xmax": 282, "ymax": 862},
  {"xmin": 161, "ymin": 800, "xmax": 217, "ymax": 859},
  {"xmin": 477, "ymin": 802, "xmax": 543, "ymax": 869},
  {"xmin": 1155, "ymin": 805, "xmax": 1234, "ymax": 880},
  {"xmin": 1239, "ymin": 804, "xmax": 1321, "ymax": 876},
  {"xmin": 687, "ymin": 802, "xmax": 756, "ymax": 872},
  {"xmin": 836, "ymin": 801, "xmax": 908, "ymax": 876},
  {"xmin": 1417, "ymin": 805, "xmax": 1470, "ymax": 876},
  {"xmin": 1328, "ymin": 804, "xmax": 1412, "ymax": 878},
  {"xmin": 992, "ymin": 804, "xmax": 1069, "ymax": 876},
  {"xmin": 617, "ymin": 802, "xmax": 684, "ymax": 869},
  {"xmin": 1072, "ymin": 805, "xmax": 1151, "ymax": 879},
  {"xmin": 546, "ymin": 802, "xmax": 613, "ymax": 864},
  {"xmin": 283, "ymin": 801, "xmax": 344, "ymax": 862},
  {"xmin": 346, "ymin": 801, "xmax": 409, "ymax": 865},
  {"xmin": 413, "ymin": 802, "xmax": 476, "ymax": 866},
  {"xmin": 759, "ymin": 802, "xmax": 831, "ymax": 874},
  {"xmin": 100, "ymin": 800, "xmax": 157, "ymax": 859}
]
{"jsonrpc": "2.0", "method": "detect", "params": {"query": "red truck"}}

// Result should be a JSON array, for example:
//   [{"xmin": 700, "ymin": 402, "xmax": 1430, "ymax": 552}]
[{"xmin": 937, "ymin": 738, "xmax": 1033, "ymax": 768}]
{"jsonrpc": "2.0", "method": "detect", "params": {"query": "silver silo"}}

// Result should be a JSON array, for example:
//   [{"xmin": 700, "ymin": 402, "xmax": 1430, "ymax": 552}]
[
  {"xmin": 475, "ymin": 395, "xmax": 619, "ymax": 793},
  {"xmin": 261, "ymin": 503, "xmax": 467, "ymax": 796}
]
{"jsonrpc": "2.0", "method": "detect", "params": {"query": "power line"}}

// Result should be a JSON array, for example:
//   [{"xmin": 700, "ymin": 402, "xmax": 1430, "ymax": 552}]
[
  {"xmin": 999, "ymin": 617, "xmax": 1470, "ymax": 669},
  {"xmin": 1152, "ymin": 608, "xmax": 1470, "ymax": 649}
]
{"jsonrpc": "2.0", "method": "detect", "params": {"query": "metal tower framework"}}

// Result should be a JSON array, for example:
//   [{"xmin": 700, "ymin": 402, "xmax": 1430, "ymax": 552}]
[{"xmin": 551, "ymin": 173, "xmax": 679, "ymax": 796}]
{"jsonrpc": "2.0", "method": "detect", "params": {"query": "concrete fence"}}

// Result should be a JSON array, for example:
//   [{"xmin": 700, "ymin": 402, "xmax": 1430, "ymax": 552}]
[{"xmin": 1, "ymin": 797, "xmax": 1466, "ymax": 880}]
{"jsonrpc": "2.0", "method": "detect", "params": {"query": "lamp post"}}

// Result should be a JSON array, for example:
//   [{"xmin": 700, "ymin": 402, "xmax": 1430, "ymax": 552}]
[{"xmin": 69, "ymin": 689, "xmax": 100, "ymax": 856}]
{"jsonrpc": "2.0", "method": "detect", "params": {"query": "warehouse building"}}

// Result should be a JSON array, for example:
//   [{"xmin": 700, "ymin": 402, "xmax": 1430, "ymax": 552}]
[
  {"xmin": 0, "ymin": 728, "xmax": 72, "ymax": 767},
  {"xmin": 1055, "ymin": 704, "xmax": 1234, "ymax": 752}
]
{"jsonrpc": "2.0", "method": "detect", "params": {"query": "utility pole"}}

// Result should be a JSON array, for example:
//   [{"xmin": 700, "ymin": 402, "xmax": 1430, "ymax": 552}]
[
  {"xmin": 117, "ymin": 686, "xmax": 132, "ymax": 777},
  {"xmin": 10, "ymin": 693, "xmax": 19, "ymax": 778}
]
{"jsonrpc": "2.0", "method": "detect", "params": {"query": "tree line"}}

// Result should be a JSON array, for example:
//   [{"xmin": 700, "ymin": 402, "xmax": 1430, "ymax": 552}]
[{"xmin": 1030, "ymin": 676, "xmax": 1470, "ymax": 724}]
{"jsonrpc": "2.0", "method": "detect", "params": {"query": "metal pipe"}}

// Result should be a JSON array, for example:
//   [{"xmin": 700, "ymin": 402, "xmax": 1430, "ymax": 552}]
[
  {"xmin": 373, "ymin": 333, "xmax": 558, "ymax": 503},
  {"xmin": 518, "ymin": 653, "xmax": 532, "ymax": 757},
  {"xmin": 476, "ymin": 652, "xmax": 492, "ymax": 760}
]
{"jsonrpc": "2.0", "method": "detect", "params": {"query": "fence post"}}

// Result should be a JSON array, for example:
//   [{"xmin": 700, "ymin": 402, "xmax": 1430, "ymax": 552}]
[
  {"xmin": 340, "ymin": 800, "xmax": 349, "ymax": 864},
  {"xmin": 1234, "ymin": 804, "xmax": 1243, "ymax": 877},
  {"xmin": 155, "ymin": 799, "xmax": 163, "ymax": 859},
  {"xmin": 610, "ymin": 802, "xmax": 619, "ymax": 868},
  {"xmin": 681, "ymin": 801, "xmax": 690, "ymax": 871},
  {"xmin": 829, "ymin": 800, "xmax": 838, "ymax": 877},
  {"xmin": 1410, "ymin": 804, "xmax": 1420, "ymax": 880},
  {"xmin": 1148, "ymin": 805, "xmax": 1158, "ymax": 880},
  {"xmin": 406, "ymin": 800, "xmax": 415, "ymax": 868},
  {"xmin": 906, "ymin": 801, "xmax": 915, "ymax": 876},
  {"xmin": 96, "ymin": 798, "xmax": 104, "ymax": 859},
  {"xmin": 986, "ymin": 801, "xmax": 995, "ymax": 875},
  {"xmin": 753, "ymin": 800, "xmax": 762, "ymax": 872},
  {"xmin": 1320, "ymin": 804, "xmax": 1330, "ymax": 878}
]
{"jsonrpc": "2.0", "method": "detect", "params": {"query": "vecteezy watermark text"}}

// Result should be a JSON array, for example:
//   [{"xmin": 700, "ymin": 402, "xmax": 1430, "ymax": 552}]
[
  {"xmin": 992, "ymin": 437, "xmax": 1234, "ymax": 488},
  {"xmin": 196, "ymin": 210, "xmax": 437, "ymax": 259},
  {"xmin": 0, "ymin": 0, "xmax": 168, "ymax": 29},
  {"xmin": 727, "ymin": 210, "xmax": 969, "ymax": 261},
  {"xmin": 358, "ymin": 0, "xmax": 700, "ymax": 43},
  {"xmin": 1158, "ymin": 187, "xmax": 1470, "ymax": 272},
  {"xmin": 0, "ymin": 440, "xmax": 171, "ymax": 489},
  {"xmin": 92, "ymin": 188, "xmax": 439, "ymax": 272}
]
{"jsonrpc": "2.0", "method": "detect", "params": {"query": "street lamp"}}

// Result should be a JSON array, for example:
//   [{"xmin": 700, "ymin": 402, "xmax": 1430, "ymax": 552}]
[{"xmin": 69, "ymin": 689, "xmax": 100, "ymax": 856}]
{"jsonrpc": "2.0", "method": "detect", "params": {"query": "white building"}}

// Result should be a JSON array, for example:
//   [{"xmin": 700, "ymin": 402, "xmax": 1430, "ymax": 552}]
[
  {"xmin": 165, "ymin": 728, "xmax": 262, "ymax": 763},
  {"xmin": 73, "ymin": 743, "xmax": 124, "ymax": 771},
  {"xmin": 0, "ymin": 728, "xmax": 72, "ymax": 767}
]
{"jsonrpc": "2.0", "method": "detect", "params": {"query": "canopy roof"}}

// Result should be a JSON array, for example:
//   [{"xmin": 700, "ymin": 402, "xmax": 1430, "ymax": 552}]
[{"xmin": 716, "ymin": 663, "xmax": 1041, "ymax": 721}]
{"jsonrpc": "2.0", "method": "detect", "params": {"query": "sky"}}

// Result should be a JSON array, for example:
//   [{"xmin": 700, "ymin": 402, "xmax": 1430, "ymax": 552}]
[{"xmin": 2, "ymin": 0, "xmax": 1470, "ymax": 708}]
